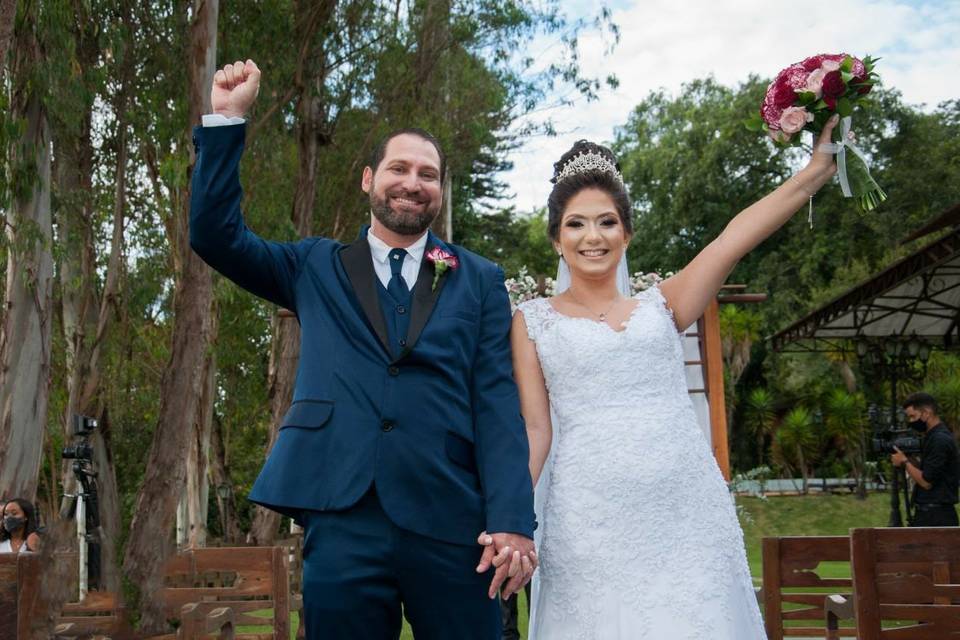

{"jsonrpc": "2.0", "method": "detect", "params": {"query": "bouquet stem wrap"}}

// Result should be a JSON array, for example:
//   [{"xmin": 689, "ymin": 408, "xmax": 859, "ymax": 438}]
[{"xmin": 817, "ymin": 116, "xmax": 886, "ymax": 212}]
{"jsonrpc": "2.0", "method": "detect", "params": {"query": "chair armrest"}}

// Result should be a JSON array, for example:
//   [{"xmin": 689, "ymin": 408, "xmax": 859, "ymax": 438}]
[
  {"xmin": 178, "ymin": 602, "xmax": 236, "ymax": 640},
  {"xmin": 824, "ymin": 594, "xmax": 855, "ymax": 640}
]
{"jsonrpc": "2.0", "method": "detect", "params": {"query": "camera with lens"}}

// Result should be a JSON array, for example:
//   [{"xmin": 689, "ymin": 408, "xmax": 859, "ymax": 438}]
[
  {"xmin": 62, "ymin": 414, "xmax": 97, "ymax": 462},
  {"xmin": 868, "ymin": 404, "xmax": 922, "ymax": 455},
  {"xmin": 872, "ymin": 429, "xmax": 923, "ymax": 455}
]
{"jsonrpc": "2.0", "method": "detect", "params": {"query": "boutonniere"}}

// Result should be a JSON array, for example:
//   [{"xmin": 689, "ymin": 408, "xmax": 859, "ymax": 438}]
[{"xmin": 425, "ymin": 246, "xmax": 459, "ymax": 291}]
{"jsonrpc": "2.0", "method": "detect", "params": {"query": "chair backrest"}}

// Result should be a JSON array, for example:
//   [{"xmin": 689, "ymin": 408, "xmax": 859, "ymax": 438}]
[
  {"xmin": 162, "ymin": 546, "xmax": 290, "ymax": 640},
  {"xmin": 0, "ymin": 552, "xmax": 42, "ymax": 639},
  {"xmin": 762, "ymin": 535, "xmax": 855, "ymax": 640},
  {"xmin": 851, "ymin": 527, "xmax": 960, "ymax": 639}
]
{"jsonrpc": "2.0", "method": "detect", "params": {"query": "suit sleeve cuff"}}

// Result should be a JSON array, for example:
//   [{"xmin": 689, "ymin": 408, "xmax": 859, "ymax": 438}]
[
  {"xmin": 486, "ymin": 515, "xmax": 535, "ymax": 539},
  {"xmin": 202, "ymin": 113, "xmax": 246, "ymax": 127}
]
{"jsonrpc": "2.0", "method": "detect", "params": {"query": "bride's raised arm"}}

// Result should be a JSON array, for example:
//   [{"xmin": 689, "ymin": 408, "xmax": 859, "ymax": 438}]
[
  {"xmin": 511, "ymin": 310, "xmax": 552, "ymax": 486},
  {"xmin": 660, "ymin": 114, "xmax": 840, "ymax": 330}
]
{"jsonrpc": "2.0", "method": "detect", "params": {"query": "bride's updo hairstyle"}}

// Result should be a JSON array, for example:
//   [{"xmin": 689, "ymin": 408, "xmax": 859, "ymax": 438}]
[{"xmin": 547, "ymin": 140, "xmax": 633, "ymax": 242}]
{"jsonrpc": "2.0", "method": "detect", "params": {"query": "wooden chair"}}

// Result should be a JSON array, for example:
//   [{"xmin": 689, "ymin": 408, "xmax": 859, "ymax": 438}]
[
  {"xmin": 0, "ymin": 551, "xmax": 42, "ymax": 639},
  {"xmin": 56, "ymin": 546, "xmax": 290, "ymax": 639},
  {"xmin": 162, "ymin": 546, "xmax": 290, "ymax": 640},
  {"xmin": 833, "ymin": 527, "xmax": 960, "ymax": 639},
  {"xmin": 762, "ymin": 535, "xmax": 856, "ymax": 639},
  {"xmin": 177, "ymin": 603, "xmax": 235, "ymax": 640}
]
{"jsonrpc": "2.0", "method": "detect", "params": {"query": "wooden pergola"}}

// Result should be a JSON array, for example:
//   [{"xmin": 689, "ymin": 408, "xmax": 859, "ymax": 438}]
[{"xmin": 772, "ymin": 204, "xmax": 960, "ymax": 355}]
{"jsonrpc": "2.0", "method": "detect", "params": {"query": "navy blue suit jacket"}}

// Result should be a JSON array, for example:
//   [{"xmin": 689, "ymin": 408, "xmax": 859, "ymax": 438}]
[{"xmin": 189, "ymin": 124, "xmax": 535, "ymax": 544}]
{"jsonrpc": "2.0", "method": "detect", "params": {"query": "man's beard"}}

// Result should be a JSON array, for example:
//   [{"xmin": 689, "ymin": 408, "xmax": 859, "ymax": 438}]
[{"xmin": 370, "ymin": 189, "xmax": 439, "ymax": 236}]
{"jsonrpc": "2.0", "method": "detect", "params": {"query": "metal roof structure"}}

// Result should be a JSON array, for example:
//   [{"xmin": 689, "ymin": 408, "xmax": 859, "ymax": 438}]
[{"xmin": 772, "ymin": 204, "xmax": 960, "ymax": 353}]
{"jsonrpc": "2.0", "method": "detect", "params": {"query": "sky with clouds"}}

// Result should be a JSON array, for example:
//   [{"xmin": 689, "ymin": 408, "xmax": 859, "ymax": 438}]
[{"xmin": 499, "ymin": 0, "xmax": 959, "ymax": 213}]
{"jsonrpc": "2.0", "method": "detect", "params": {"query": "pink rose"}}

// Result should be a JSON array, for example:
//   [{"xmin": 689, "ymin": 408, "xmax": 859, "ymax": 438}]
[
  {"xmin": 804, "ymin": 68, "xmax": 826, "ymax": 98},
  {"xmin": 779, "ymin": 106, "xmax": 813, "ymax": 135},
  {"xmin": 820, "ymin": 59, "xmax": 840, "ymax": 72}
]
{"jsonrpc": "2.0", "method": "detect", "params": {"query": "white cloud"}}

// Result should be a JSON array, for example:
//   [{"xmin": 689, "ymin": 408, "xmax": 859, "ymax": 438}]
[{"xmin": 499, "ymin": 0, "xmax": 959, "ymax": 213}]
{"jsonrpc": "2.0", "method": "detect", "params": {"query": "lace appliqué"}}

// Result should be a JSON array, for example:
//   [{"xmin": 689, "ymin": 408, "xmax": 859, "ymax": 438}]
[{"xmin": 521, "ymin": 287, "xmax": 765, "ymax": 640}]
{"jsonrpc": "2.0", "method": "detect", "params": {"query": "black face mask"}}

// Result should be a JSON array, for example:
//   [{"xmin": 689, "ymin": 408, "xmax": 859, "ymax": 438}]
[
  {"xmin": 908, "ymin": 419, "xmax": 927, "ymax": 433},
  {"xmin": 3, "ymin": 515, "xmax": 25, "ymax": 532}
]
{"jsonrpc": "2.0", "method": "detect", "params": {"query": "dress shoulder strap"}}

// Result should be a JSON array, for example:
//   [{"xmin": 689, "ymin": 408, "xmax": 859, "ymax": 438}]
[{"xmin": 516, "ymin": 298, "xmax": 554, "ymax": 343}]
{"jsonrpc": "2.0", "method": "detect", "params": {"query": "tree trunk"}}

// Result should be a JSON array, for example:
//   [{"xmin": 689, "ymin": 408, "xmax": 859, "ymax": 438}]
[
  {"xmin": 209, "ymin": 413, "xmax": 241, "ymax": 543},
  {"xmin": 248, "ymin": 0, "xmax": 334, "ymax": 546},
  {"xmin": 121, "ymin": 0, "xmax": 218, "ymax": 630},
  {"xmin": 0, "ymin": 6, "xmax": 54, "ymax": 503},
  {"xmin": 248, "ymin": 314, "xmax": 300, "ymax": 544},
  {"xmin": 0, "ymin": 0, "xmax": 16, "ymax": 84},
  {"xmin": 184, "ymin": 348, "xmax": 217, "ymax": 548}
]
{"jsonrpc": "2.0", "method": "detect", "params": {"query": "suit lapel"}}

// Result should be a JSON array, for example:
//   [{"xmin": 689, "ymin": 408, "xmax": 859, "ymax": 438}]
[
  {"xmin": 339, "ymin": 232, "xmax": 391, "ymax": 355},
  {"xmin": 401, "ymin": 233, "xmax": 452, "ymax": 359}
]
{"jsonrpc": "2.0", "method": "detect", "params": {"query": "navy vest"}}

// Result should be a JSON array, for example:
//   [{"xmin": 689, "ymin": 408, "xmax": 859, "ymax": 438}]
[{"xmin": 376, "ymin": 278, "xmax": 414, "ymax": 356}]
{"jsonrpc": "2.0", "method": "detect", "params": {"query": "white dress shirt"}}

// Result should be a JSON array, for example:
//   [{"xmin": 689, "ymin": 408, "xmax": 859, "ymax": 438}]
[
  {"xmin": 202, "ymin": 115, "xmax": 427, "ymax": 291},
  {"xmin": 366, "ymin": 228, "xmax": 427, "ymax": 291}
]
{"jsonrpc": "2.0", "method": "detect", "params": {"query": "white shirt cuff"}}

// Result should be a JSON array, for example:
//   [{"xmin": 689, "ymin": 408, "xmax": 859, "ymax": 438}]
[{"xmin": 202, "ymin": 114, "xmax": 246, "ymax": 127}]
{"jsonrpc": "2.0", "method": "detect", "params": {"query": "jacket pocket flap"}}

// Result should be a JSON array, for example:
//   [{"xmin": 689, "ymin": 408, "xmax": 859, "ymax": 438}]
[{"xmin": 280, "ymin": 400, "xmax": 334, "ymax": 430}]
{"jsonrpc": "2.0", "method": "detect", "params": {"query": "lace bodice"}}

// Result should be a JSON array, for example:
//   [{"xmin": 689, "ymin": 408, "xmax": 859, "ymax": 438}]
[{"xmin": 517, "ymin": 287, "xmax": 765, "ymax": 639}]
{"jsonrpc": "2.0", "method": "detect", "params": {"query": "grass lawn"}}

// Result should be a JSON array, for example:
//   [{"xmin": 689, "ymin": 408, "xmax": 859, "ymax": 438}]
[
  {"xmin": 242, "ymin": 492, "xmax": 894, "ymax": 638},
  {"xmin": 737, "ymin": 491, "xmax": 892, "ymax": 585}
]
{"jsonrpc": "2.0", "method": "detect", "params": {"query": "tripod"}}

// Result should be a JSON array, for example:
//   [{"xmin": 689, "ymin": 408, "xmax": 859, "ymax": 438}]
[{"xmin": 887, "ymin": 464, "xmax": 914, "ymax": 527}]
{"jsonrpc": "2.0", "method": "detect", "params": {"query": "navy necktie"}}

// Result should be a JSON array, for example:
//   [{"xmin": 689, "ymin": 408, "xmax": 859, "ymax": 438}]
[{"xmin": 388, "ymin": 248, "xmax": 409, "ymax": 300}]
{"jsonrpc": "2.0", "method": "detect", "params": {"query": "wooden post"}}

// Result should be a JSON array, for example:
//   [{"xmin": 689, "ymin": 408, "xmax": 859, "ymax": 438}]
[
  {"xmin": 761, "ymin": 537, "xmax": 782, "ymax": 640},
  {"xmin": 702, "ymin": 298, "xmax": 730, "ymax": 480}
]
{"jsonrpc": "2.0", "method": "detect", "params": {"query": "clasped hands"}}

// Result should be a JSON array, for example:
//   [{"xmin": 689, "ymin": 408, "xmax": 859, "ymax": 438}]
[{"xmin": 475, "ymin": 531, "xmax": 537, "ymax": 600}]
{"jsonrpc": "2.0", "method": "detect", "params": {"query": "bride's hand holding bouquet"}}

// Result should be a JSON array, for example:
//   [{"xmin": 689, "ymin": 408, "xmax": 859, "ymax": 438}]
[{"xmin": 747, "ymin": 53, "xmax": 886, "ymax": 212}]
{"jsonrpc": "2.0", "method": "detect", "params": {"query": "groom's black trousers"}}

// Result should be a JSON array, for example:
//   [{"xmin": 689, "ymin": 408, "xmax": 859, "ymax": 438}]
[{"xmin": 301, "ymin": 487, "xmax": 501, "ymax": 639}]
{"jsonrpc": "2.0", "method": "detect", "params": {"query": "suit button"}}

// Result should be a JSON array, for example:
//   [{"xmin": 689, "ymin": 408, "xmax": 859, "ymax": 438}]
[
  {"xmin": 396, "ymin": 304, "xmax": 406, "ymax": 314},
  {"xmin": 388, "ymin": 366, "xmax": 400, "ymax": 376},
  {"xmin": 399, "ymin": 339, "xmax": 407, "ymax": 347},
  {"xmin": 381, "ymin": 419, "xmax": 394, "ymax": 432}
]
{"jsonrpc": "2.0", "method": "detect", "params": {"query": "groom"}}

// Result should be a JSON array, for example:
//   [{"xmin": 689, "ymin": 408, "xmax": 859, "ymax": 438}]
[{"xmin": 190, "ymin": 60, "xmax": 536, "ymax": 639}]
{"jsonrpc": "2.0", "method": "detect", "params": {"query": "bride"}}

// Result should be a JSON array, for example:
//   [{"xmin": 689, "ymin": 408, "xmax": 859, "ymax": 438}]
[{"xmin": 508, "ymin": 116, "xmax": 840, "ymax": 639}]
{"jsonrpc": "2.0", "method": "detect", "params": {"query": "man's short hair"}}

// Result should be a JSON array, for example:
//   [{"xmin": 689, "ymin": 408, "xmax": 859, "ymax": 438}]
[
  {"xmin": 903, "ymin": 391, "xmax": 940, "ymax": 414},
  {"xmin": 368, "ymin": 128, "xmax": 446, "ymax": 181}
]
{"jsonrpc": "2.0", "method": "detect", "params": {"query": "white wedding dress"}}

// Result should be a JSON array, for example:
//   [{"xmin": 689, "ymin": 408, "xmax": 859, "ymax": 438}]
[{"xmin": 519, "ymin": 287, "xmax": 766, "ymax": 639}]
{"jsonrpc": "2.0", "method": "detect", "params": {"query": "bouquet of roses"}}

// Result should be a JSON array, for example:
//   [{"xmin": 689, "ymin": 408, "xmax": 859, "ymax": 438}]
[{"xmin": 746, "ymin": 53, "xmax": 886, "ymax": 212}]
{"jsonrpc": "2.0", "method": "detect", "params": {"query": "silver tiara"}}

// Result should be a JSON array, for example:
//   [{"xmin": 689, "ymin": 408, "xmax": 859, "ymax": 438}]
[{"xmin": 555, "ymin": 150, "xmax": 623, "ymax": 185}]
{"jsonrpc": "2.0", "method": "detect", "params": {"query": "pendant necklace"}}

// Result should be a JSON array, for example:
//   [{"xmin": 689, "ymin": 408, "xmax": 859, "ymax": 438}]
[{"xmin": 566, "ymin": 290, "xmax": 621, "ymax": 322}]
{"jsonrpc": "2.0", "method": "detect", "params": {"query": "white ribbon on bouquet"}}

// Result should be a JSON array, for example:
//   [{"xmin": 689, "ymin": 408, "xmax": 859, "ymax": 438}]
[{"xmin": 817, "ymin": 115, "xmax": 869, "ymax": 199}]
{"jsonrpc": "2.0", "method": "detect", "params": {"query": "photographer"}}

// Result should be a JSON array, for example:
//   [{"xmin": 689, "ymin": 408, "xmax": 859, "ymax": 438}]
[{"xmin": 890, "ymin": 392, "xmax": 960, "ymax": 526}]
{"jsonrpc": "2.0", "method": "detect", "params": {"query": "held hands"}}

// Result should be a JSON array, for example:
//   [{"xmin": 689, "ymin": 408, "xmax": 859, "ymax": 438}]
[
  {"xmin": 476, "ymin": 531, "xmax": 537, "ymax": 600},
  {"xmin": 211, "ymin": 60, "xmax": 261, "ymax": 119}
]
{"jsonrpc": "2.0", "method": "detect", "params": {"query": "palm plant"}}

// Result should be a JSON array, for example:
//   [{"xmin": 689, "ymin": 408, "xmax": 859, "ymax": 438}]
[
  {"xmin": 745, "ymin": 387, "xmax": 777, "ymax": 467},
  {"xmin": 824, "ymin": 388, "xmax": 868, "ymax": 498},
  {"xmin": 776, "ymin": 406, "xmax": 819, "ymax": 494}
]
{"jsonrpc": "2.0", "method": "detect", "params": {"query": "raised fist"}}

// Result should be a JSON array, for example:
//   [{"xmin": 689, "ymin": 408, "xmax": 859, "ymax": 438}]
[{"xmin": 211, "ymin": 60, "xmax": 260, "ymax": 119}]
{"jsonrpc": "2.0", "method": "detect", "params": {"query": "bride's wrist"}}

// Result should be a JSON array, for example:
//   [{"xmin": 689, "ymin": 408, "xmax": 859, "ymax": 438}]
[{"xmin": 787, "ymin": 170, "xmax": 821, "ymax": 198}]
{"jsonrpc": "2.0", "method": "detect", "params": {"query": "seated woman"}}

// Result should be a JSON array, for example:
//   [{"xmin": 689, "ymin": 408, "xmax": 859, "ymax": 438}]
[{"xmin": 1, "ymin": 497, "xmax": 41, "ymax": 553}]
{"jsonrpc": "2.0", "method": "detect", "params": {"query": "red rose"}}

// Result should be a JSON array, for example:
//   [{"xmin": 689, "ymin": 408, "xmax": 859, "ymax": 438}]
[
  {"xmin": 761, "ymin": 102, "xmax": 783, "ymax": 128},
  {"xmin": 823, "ymin": 95, "xmax": 837, "ymax": 110},
  {"xmin": 801, "ymin": 54, "xmax": 825, "ymax": 72},
  {"xmin": 821, "ymin": 70, "xmax": 846, "ymax": 98},
  {"xmin": 770, "ymin": 81, "xmax": 797, "ymax": 108},
  {"xmin": 855, "ymin": 80, "xmax": 872, "ymax": 95}
]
